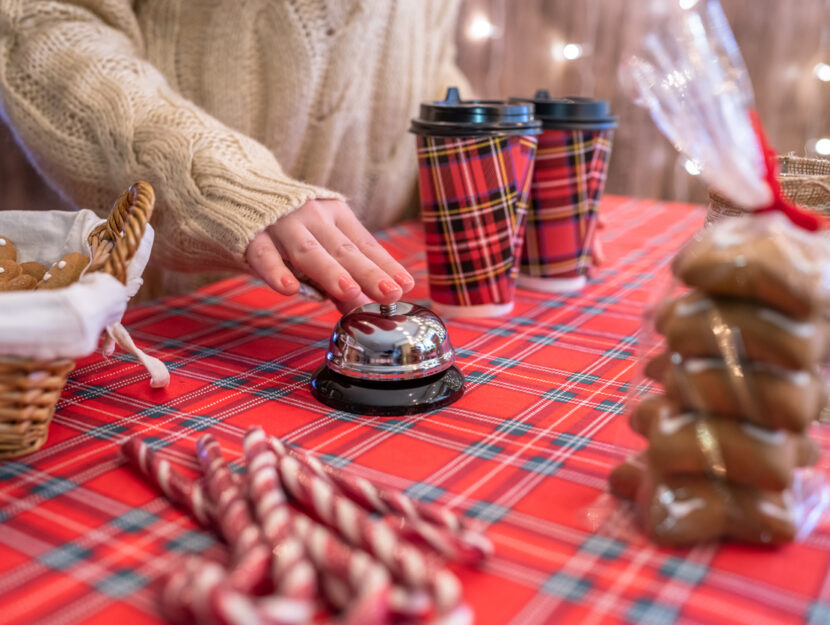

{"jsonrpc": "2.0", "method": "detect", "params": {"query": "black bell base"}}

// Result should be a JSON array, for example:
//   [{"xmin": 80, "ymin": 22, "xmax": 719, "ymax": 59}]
[{"xmin": 310, "ymin": 365, "xmax": 465, "ymax": 417}]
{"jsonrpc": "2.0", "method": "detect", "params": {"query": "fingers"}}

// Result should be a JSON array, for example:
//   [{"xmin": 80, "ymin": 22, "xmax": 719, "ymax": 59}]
[
  {"xmin": 245, "ymin": 232, "xmax": 300, "ymax": 295},
  {"xmin": 307, "ymin": 220, "xmax": 403, "ymax": 305},
  {"xmin": 334, "ymin": 212, "xmax": 414, "ymax": 294},
  {"xmin": 268, "ymin": 220, "xmax": 363, "ymax": 303},
  {"xmin": 262, "ymin": 199, "xmax": 414, "ymax": 307}
]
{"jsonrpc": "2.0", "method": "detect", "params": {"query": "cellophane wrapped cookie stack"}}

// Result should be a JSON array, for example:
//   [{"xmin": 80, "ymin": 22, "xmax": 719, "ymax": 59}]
[
  {"xmin": 610, "ymin": 0, "xmax": 830, "ymax": 546},
  {"xmin": 610, "ymin": 214, "xmax": 830, "ymax": 545}
]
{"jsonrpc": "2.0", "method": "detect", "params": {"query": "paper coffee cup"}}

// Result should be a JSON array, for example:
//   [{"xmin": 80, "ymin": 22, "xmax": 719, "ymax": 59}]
[
  {"xmin": 510, "ymin": 92, "xmax": 617, "ymax": 292},
  {"xmin": 411, "ymin": 88, "xmax": 541, "ymax": 317}
]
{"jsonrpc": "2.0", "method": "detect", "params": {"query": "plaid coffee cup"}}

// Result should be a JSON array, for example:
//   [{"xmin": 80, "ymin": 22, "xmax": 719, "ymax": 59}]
[
  {"xmin": 510, "ymin": 93, "xmax": 617, "ymax": 292},
  {"xmin": 411, "ymin": 88, "xmax": 541, "ymax": 318}
]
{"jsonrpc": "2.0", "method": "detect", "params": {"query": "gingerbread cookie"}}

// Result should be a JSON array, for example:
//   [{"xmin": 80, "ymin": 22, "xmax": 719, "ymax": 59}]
[
  {"xmin": 19, "ymin": 261, "xmax": 47, "ymax": 282},
  {"xmin": 643, "ymin": 351, "xmax": 670, "ymax": 382},
  {"xmin": 0, "ymin": 259, "xmax": 21, "ymax": 283},
  {"xmin": 0, "ymin": 274, "xmax": 37, "ymax": 292},
  {"xmin": 650, "ymin": 354, "xmax": 826, "ymax": 431},
  {"xmin": 671, "ymin": 214, "xmax": 830, "ymax": 318},
  {"xmin": 36, "ymin": 252, "xmax": 89, "ymax": 290},
  {"xmin": 630, "ymin": 395, "xmax": 819, "ymax": 491},
  {"xmin": 610, "ymin": 455, "xmax": 797, "ymax": 545},
  {"xmin": 0, "ymin": 236, "xmax": 16, "ymax": 262},
  {"xmin": 656, "ymin": 291, "xmax": 827, "ymax": 370},
  {"xmin": 0, "ymin": 259, "xmax": 39, "ymax": 291},
  {"xmin": 608, "ymin": 453, "xmax": 647, "ymax": 501}
]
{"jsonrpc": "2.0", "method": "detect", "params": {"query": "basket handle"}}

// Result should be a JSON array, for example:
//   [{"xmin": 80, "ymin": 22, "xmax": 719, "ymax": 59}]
[{"xmin": 87, "ymin": 182, "xmax": 155, "ymax": 284}]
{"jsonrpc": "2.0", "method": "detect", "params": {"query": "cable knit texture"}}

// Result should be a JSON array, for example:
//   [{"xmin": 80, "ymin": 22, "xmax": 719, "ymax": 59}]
[{"xmin": 0, "ymin": 0, "xmax": 467, "ymax": 279}]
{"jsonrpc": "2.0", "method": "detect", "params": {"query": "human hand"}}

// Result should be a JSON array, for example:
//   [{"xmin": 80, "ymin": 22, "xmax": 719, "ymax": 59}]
[{"xmin": 245, "ymin": 199, "xmax": 414, "ymax": 313}]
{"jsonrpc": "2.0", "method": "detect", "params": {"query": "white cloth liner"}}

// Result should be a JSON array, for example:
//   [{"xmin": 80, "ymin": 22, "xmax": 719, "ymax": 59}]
[{"xmin": 0, "ymin": 209, "xmax": 169, "ymax": 387}]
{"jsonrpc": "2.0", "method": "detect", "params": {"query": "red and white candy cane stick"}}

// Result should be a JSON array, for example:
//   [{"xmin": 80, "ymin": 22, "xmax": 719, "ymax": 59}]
[
  {"xmin": 270, "ymin": 437, "xmax": 492, "ymax": 565},
  {"xmin": 122, "ymin": 438, "xmax": 213, "ymax": 527},
  {"xmin": 196, "ymin": 434, "xmax": 272, "ymax": 595},
  {"xmin": 159, "ymin": 556, "xmax": 200, "ymax": 625},
  {"xmin": 318, "ymin": 575, "xmax": 466, "ymax": 625},
  {"xmin": 256, "ymin": 436, "xmax": 462, "ymax": 621},
  {"xmin": 246, "ymin": 428, "xmax": 391, "ymax": 623},
  {"xmin": 243, "ymin": 429, "xmax": 316, "ymax": 601},
  {"xmin": 160, "ymin": 556, "xmax": 313, "ymax": 625},
  {"xmin": 271, "ymin": 449, "xmax": 462, "ymax": 614},
  {"xmin": 383, "ymin": 512, "xmax": 487, "ymax": 566},
  {"xmin": 319, "ymin": 572, "xmax": 350, "ymax": 611},
  {"xmin": 291, "ymin": 514, "xmax": 391, "ymax": 625}
]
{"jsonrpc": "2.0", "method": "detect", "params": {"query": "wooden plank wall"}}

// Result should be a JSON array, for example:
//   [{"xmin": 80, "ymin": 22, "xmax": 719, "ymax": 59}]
[
  {"xmin": 455, "ymin": 0, "xmax": 830, "ymax": 204},
  {"xmin": 1, "ymin": 0, "xmax": 828, "ymax": 210}
]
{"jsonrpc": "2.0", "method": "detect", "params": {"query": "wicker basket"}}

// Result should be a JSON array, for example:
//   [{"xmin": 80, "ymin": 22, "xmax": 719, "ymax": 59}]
[
  {"xmin": 707, "ymin": 155, "xmax": 830, "ymax": 225},
  {"xmin": 0, "ymin": 182, "xmax": 155, "ymax": 459}
]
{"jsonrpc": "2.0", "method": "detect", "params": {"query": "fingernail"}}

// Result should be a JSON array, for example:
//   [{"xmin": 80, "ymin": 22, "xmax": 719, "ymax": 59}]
[
  {"xmin": 338, "ymin": 275, "xmax": 360, "ymax": 294},
  {"xmin": 379, "ymin": 279, "xmax": 400, "ymax": 295},
  {"xmin": 394, "ymin": 271, "xmax": 414, "ymax": 287},
  {"xmin": 281, "ymin": 275, "xmax": 298, "ymax": 289}
]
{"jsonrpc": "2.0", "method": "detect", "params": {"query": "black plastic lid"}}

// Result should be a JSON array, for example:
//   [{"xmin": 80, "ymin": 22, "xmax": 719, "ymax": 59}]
[
  {"xmin": 509, "ymin": 90, "xmax": 618, "ymax": 130},
  {"xmin": 410, "ymin": 87, "xmax": 543, "ymax": 137}
]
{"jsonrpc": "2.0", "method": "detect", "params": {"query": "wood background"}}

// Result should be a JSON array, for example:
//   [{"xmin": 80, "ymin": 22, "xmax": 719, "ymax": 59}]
[
  {"xmin": 2, "ymin": 0, "xmax": 829, "ymax": 210},
  {"xmin": 454, "ymin": 0, "xmax": 830, "ymax": 203}
]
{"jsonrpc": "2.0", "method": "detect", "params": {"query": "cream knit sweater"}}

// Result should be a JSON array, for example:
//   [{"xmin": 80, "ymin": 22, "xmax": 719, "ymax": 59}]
[{"xmin": 0, "ymin": 0, "xmax": 466, "ymax": 285}]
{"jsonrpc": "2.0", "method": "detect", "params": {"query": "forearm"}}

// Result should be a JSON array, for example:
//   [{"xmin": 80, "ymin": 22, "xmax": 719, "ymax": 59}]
[{"xmin": 0, "ymin": 0, "xmax": 341, "ymax": 272}]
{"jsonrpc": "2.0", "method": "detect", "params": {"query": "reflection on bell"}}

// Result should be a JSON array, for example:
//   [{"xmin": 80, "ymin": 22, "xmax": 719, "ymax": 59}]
[{"xmin": 310, "ymin": 301, "xmax": 465, "ymax": 416}]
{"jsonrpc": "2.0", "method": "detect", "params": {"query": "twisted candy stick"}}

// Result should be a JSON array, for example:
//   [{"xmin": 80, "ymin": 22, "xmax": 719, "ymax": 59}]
[
  {"xmin": 271, "ymin": 450, "xmax": 463, "ymax": 614},
  {"xmin": 388, "ymin": 587, "xmax": 432, "ymax": 622},
  {"xmin": 318, "ymin": 572, "xmax": 350, "ymax": 611},
  {"xmin": 125, "ymin": 438, "xmax": 308, "ymax": 624},
  {"xmin": 246, "ymin": 429, "xmax": 391, "ymax": 625},
  {"xmin": 161, "ymin": 557, "xmax": 313, "ymax": 625},
  {"xmin": 270, "ymin": 437, "xmax": 492, "ymax": 565},
  {"xmin": 125, "ymin": 434, "xmax": 384, "ymax": 615},
  {"xmin": 159, "ymin": 556, "xmax": 200, "ymax": 625},
  {"xmin": 128, "ymin": 432, "xmax": 473, "ymax": 624},
  {"xmin": 273, "ymin": 435, "xmax": 472, "ymax": 532},
  {"xmin": 196, "ymin": 434, "xmax": 273, "ymax": 595},
  {"xmin": 291, "ymin": 515, "xmax": 391, "ymax": 625},
  {"xmin": 243, "ymin": 429, "xmax": 317, "ymax": 601},
  {"xmin": 122, "ymin": 438, "xmax": 214, "ymax": 527},
  {"xmin": 317, "ymin": 576, "xmax": 434, "ymax": 625}
]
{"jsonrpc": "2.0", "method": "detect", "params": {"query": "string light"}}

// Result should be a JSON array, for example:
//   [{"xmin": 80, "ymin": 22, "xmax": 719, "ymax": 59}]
[
  {"xmin": 814, "ymin": 62, "xmax": 830, "ymax": 82},
  {"xmin": 551, "ymin": 42, "xmax": 585, "ymax": 61},
  {"xmin": 562, "ymin": 43, "xmax": 583, "ymax": 60},
  {"xmin": 684, "ymin": 159, "xmax": 703, "ymax": 175},
  {"xmin": 467, "ymin": 14, "xmax": 496, "ymax": 40},
  {"xmin": 815, "ymin": 138, "xmax": 830, "ymax": 155}
]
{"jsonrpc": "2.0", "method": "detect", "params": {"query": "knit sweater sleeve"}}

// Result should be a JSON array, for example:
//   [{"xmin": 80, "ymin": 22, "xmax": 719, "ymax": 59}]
[{"xmin": 0, "ymin": 0, "xmax": 342, "ymax": 272}]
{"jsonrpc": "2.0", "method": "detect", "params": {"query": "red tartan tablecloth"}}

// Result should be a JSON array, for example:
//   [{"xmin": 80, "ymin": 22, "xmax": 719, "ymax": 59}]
[{"xmin": 2, "ymin": 195, "xmax": 830, "ymax": 625}]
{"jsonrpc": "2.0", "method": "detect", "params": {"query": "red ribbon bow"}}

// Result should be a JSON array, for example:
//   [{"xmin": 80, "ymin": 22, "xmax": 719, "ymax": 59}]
[{"xmin": 749, "ymin": 109, "xmax": 820, "ymax": 231}]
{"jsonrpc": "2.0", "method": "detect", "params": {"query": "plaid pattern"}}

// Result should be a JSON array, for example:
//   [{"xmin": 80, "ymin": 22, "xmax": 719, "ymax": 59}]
[
  {"xmin": 416, "ymin": 134, "xmax": 537, "ymax": 307},
  {"xmin": 2, "ymin": 195, "xmax": 829, "ymax": 625},
  {"xmin": 521, "ymin": 128, "xmax": 614, "ymax": 278}
]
